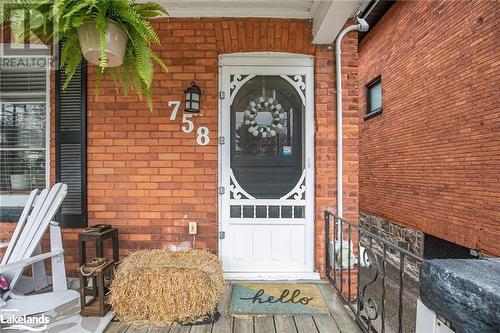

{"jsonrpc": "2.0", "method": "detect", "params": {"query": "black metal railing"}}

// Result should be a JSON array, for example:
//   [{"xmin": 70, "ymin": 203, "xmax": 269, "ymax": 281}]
[{"xmin": 325, "ymin": 211, "xmax": 423, "ymax": 333}]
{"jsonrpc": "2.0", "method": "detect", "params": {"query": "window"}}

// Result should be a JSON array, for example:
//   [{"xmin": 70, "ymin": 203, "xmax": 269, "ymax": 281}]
[
  {"xmin": 0, "ymin": 53, "xmax": 50, "ymax": 206},
  {"xmin": 365, "ymin": 76, "xmax": 382, "ymax": 118},
  {"xmin": 230, "ymin": 75, "xmax": 304, "ymax": 199}
]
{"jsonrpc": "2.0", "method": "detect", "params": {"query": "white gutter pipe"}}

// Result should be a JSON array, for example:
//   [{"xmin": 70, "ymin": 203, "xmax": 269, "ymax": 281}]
[{"xmin": 335, "ymin": 17, "xmax": 368, "ymax": 226}]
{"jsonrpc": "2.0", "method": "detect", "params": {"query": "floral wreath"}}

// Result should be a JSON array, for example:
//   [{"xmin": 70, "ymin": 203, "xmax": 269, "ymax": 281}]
[{"xmin": 243, "ymin": 97, "xmax": 285, "ymax": 138}]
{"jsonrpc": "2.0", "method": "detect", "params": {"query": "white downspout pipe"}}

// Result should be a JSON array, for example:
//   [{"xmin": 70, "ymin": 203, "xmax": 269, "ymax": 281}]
[{"xmin": 335, "ymin": 17, "xmax": 368, "ymax": 238}]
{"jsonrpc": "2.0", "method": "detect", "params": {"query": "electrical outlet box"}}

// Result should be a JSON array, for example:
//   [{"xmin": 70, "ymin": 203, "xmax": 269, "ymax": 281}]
[{"xmin": 188, "ymin": 221, "xmax": 197, "ymax": 235}]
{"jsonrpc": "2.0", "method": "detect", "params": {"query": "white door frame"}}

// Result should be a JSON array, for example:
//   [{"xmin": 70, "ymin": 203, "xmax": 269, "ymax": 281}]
[{"xmin": 218, "ymin": 52, "xmax": 318, "ymax": 280}]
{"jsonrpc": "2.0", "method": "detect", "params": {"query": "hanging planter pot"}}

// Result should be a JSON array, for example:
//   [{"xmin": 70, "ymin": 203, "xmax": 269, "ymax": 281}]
[
  {"xmin": 77, "ymin": 20, "xmax": 128, "ymax": 67},
  {"xmin": 11, "ymin": 0, "xmax": 169, "ymax": 111}
]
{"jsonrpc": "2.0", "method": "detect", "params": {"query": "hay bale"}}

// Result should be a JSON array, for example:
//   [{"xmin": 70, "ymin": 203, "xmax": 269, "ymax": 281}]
[{"xmin": 109, "ymin": 249, "xmax": 225, "ymax": 326}]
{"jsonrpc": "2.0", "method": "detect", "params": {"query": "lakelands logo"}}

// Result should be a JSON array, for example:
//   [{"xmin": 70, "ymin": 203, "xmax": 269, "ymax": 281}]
[{"xmin": 0, "ymin": 309, "xmax": 50, "ymax": 331}]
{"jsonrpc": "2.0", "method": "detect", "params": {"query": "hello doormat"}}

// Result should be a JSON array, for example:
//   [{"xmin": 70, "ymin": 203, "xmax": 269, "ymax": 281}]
[{"xmin": 229, "ymin": 283, "xmax": 329, "ymax": 315}]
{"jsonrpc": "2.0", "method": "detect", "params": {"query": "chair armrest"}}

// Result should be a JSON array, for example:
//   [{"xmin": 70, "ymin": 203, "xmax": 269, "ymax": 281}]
[{"xmin": 0, "ymin": 249, "xmax": 63, "ymax": 274}]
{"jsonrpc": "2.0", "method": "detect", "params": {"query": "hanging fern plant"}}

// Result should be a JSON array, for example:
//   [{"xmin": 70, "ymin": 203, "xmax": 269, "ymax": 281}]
[{"xmin": 3, "ymin": 0, "xmax": 168, "ymax": 111}]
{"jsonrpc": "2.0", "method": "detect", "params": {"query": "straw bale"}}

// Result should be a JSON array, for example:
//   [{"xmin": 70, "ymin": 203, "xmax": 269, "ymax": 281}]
[{"xmin": 109, "ymin": 249, "xmax": 225, "ymax": 326}]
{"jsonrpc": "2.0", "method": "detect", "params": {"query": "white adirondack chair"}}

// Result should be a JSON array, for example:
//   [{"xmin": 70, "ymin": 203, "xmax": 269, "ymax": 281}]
[{"xmin": 0, "ymin": 183, "xmax": 79, "ymax": 317}]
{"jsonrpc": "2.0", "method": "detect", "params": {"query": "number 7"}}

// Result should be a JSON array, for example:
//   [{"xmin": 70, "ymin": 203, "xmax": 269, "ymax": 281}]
[{"xmin": 168, "ymin": 100, "xmax": 181, "ymax": 121}]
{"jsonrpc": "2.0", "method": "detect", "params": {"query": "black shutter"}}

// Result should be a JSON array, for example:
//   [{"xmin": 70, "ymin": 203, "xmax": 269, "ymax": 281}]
[{"xmin": 55, "ymin": 46, "xmax": 87, "ymax": 228}]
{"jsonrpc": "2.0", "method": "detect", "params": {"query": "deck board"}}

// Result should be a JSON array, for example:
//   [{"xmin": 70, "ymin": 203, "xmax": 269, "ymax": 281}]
[
  {"xmin": 313, "ymin": 315, "xmax": 341, "ymax": 333},
  {"xmin": 254, "ymin": 316, "xmax": 274, "ymax": 333},
  {"xmin": 125, "ymin": 326, "xmax": 149, "ymax": 333},
  {"xmin": 234, "ymin": 317, "xmax": 254, "ymax": 333},
  {"xmin": 105, "ymin": 321, "xmax": 130, "ymax": 333},
  {"xmin": 104, "ymin": 282, "xmax": 359, "ymax": 333},
  {"xmin": 189, "ymin": 323, "xmax": 212, "ymax": 333},
  {"xmin": 274, "ymin": 316, "xmax": 297, "ymax": 333},
  {"xmin": 318, "ymin": 284, "xmax": 362, "ymax": 333},
  {"xmin": 212, "ymin": 315, "xmax": 233, "ymax": 333},
  {"xmin": 147, "ymin": 326, "xmax": 171, "ymax": 333},
  {"xmin": 294, "ymin": 316, "xmax": 318, "ymax": 333},
  {"xmin": 168, "ymin": 324, "xmax": 191, "ymax": 333}
]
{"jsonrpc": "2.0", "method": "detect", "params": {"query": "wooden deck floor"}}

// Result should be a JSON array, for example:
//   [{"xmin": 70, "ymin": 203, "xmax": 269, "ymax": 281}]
[{"xmin": 104, "ymin": 282, "xmax": 361, "ymax": 333}]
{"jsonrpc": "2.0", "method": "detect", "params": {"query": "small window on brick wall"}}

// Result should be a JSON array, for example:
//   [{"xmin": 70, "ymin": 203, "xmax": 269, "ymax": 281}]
[{"xmin": 365, "ymin": 76, "xmax": 382, "ymax": 118}]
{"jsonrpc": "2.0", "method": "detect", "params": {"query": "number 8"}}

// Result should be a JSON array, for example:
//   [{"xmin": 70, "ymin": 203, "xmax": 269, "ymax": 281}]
[{"xmin": 196, "ymin": 127, "xmax": 210, "ymax": 146}]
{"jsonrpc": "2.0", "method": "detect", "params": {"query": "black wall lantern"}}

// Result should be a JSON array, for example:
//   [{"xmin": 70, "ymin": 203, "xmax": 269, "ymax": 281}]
[{"xmin": 184, "ymin": 82, "xmax": 202, "ymax": 113}]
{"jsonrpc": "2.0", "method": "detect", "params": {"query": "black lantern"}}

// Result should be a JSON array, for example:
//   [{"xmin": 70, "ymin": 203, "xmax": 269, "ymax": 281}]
[{"xmin": 184, "ymin": 82, "xmax": 202, "ymax": 113}]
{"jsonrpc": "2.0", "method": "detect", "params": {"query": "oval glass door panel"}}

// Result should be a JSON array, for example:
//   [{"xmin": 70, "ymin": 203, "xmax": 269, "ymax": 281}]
[{"xmin": 231, "ymin": 76, "xmax": 304, "ymax": 199}]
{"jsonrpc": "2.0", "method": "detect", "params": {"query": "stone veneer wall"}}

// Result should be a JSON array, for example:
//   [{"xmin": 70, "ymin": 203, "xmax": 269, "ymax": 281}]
[{"xmin": 360, "ymin": 211, "xmax": 424, "ymax": 279}]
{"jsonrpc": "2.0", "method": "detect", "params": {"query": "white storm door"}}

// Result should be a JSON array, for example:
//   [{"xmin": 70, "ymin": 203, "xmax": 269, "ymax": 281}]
[{"xmin": 218, "ymin": 54, "xmax": 315, "ymax": 278}]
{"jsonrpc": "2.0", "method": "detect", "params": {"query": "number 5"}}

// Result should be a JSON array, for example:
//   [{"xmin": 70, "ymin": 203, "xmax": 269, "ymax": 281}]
[
  {"xmin": 168, "ymin": 100, "xmax": 181, "ymax": 121},
  {"xmin": 181, "ymin": 113, "xmax": 194, "ymax": 133}
]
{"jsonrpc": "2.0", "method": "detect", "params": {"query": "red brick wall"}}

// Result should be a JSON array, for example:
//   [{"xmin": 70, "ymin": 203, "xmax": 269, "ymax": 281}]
[
  {"xmin": 358, "ymin": 1, "xmax": 500, "ymax": 256},
  {"xmin": 1, "ymin": 18, "xmax": 360, "ymax": 275}
]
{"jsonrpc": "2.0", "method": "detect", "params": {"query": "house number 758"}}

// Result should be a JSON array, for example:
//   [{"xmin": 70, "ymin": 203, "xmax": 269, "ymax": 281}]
[{"xmin": 168, "ymin": 100, "xmax": 210, "ymax": 146}]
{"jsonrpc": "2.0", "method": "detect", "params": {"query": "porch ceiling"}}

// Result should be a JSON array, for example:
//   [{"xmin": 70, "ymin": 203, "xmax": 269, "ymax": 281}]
[
  {"xmin": 156, "ymin": 0, "xmax": 315, "ymax": 19},
  {"xmin": 149, "ymin": 0, "xmax": 369, "ymax": 44}
]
